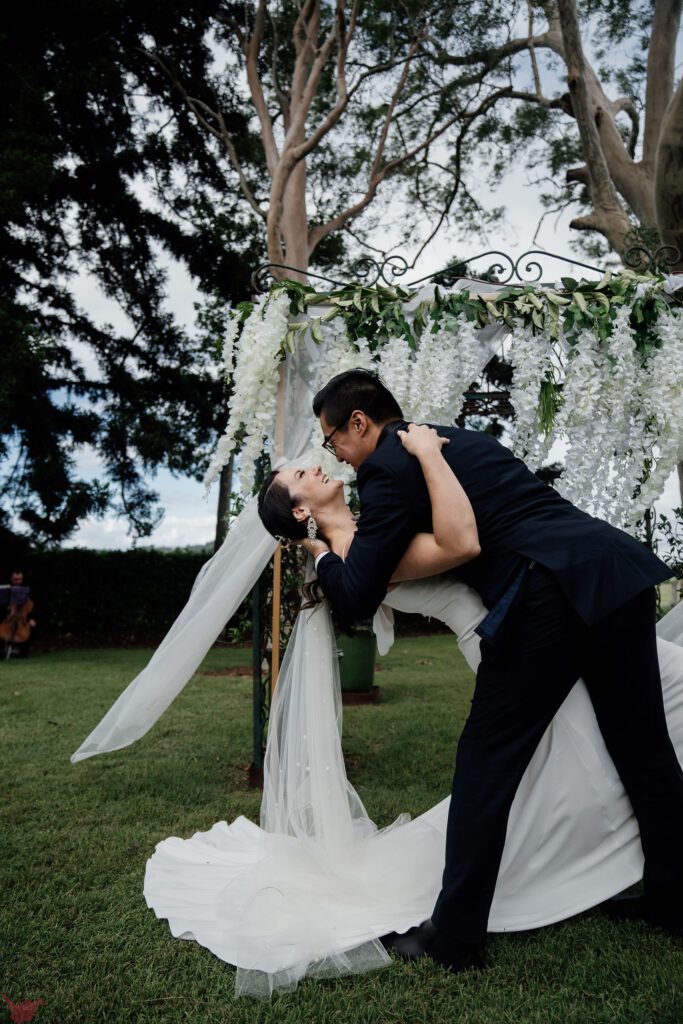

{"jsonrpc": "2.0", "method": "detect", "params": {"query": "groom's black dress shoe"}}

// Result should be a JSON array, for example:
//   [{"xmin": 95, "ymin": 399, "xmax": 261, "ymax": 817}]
[
  {"xmin": 382, "ymin": 920, "xmax": 485, "ymax": 974},
  {"xmin": 601, "ymin": 894, "xmax": 683, "ymax": 939}
]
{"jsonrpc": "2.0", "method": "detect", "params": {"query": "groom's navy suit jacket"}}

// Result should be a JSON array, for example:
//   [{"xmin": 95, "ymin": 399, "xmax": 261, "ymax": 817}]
[{"xmin": 316, "ymin": 421, "xmax": 671, "ymax": 630}]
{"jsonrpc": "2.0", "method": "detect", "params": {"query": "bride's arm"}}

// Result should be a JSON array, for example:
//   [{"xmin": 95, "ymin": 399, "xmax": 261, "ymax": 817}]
[{"xmin": 390, "ymin": 424, "xmax": 480, "ymax": 583}]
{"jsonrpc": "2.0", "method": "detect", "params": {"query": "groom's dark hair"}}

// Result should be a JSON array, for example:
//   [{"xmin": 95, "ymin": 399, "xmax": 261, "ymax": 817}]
[{"xmin": 312, "ymin": 368, "xmax": 403, "ymax": 427}]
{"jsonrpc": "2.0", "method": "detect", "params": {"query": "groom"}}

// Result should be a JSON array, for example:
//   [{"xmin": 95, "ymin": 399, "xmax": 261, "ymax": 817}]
[{"xmin": 306, "ymin": 368, "xmax": 683, "ymax": 973}]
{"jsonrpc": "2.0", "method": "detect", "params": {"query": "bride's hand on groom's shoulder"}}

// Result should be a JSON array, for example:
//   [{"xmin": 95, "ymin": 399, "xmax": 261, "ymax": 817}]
[{"xmin": 397, "ymin": 423, "xmax": 449, "ymax": 458}]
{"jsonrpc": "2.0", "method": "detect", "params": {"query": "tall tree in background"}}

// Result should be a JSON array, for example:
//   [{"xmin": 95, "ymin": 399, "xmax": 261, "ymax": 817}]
[
  {"xmin": 147, "ymin": 0, "xmax": 516, "ymax": 277},
  {"xmin": 1, "ymin": 0, "xmax": 262, "ymax": 544}
]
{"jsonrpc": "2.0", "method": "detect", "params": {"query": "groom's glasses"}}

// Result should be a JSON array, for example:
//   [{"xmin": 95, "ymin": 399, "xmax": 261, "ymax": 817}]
[{"xmin": 322, "ymin": 417, "xmax": 349, "ymax": 454}]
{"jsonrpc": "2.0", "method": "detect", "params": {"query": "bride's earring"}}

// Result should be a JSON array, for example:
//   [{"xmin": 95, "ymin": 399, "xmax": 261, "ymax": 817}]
[{"xmin": 307, "ymin": 516, "xmax": 318, "ymax": 541}]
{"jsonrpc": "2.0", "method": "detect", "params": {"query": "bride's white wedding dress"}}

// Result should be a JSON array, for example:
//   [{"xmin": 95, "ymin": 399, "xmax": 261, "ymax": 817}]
[{"xmin": 143, "ymin": 575, "xmax": 683, "ymax": 998}]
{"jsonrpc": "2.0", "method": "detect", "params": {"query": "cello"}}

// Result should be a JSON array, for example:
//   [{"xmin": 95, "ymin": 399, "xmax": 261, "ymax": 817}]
[{"xmin": 0, "ymin": 587, "xmax": 35, "ymax": 658}]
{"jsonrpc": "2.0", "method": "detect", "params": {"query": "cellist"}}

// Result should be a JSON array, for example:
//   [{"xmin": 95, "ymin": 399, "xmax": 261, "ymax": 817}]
[{"xmin": 0, "ymin": 569, "xmax": 37, "ymax": 659}]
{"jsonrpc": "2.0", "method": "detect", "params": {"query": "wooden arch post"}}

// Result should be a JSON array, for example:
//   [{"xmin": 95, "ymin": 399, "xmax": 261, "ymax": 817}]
[
  {"xmin": 248, "ymin": 364, "xmax": 287, "ymax": 787},
  {"xmin": 270, "ymin": 364, "xmax": 287, "ymax": 693}
]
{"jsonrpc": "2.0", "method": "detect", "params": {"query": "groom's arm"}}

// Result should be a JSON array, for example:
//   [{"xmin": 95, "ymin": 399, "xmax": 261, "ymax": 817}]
[{"xmin": 315, "ymin": 461, "xmax": 418, "ymax": 626}]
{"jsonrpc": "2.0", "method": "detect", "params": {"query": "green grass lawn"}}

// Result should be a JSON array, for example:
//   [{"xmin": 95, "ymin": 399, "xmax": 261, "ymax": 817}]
[{"xmin": 1, "ymin": 638, "xmax": 681, "ymax": 1023}]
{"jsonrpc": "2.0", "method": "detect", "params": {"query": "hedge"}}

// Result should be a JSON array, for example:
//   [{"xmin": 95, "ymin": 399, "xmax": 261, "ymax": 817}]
[{"xmin": 0, "ymin": 546, "xmax": 252, "ymax": 647}]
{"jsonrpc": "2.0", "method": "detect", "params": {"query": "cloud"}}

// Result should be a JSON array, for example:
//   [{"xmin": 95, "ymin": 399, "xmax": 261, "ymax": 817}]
[{"xmin": 63, "ymin": 460, "xmax": 219, "ymax": 550}]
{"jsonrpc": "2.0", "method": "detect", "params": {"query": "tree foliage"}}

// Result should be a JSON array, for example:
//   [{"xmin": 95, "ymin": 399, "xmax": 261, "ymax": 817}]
[{"xmin": 1, "ymin": 0, "xmax": 261, "ymax": 543}]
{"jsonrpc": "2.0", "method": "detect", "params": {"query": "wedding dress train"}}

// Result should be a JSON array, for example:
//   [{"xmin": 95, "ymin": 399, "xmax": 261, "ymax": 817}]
[{"xmin": 143, "ymin": 578, "xmax": 683, "ymax": 998}]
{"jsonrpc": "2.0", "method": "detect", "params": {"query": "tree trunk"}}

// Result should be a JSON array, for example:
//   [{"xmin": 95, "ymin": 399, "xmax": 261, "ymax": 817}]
[
  {"xmin": 642, "ymin": 0, "xmax": 682, "ymax": 169},
  {"xmin": 581, "ymin": 65, "xmax": 657, "ymax": 227},
  {"xmin": 213, "ymin": 455, "xmax": 234, "ymax": 552},
  {"xmin": 655, "ymin": 77, "xmax": 683, "ymax": 270},
  {"xmin": 677, "ymin": 459, "xmax": 683, "ymax": 604},
  {"xmin": 557, "ymin": 0, "xmax": 633, "ymax": 254},
  {"xmin": 265, "ymin": 152, "xmax": 309, "ymax": 282},
  {"xmin": 281, "ymin": 157, "xmax": 309, "ymax": 280}
]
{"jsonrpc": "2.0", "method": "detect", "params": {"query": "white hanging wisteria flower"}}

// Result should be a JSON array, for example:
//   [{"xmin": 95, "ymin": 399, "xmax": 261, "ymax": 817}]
[
  {"xmin": 221, "ymin": 308, "xmax": 240, "ymax": 382},
  {"xmin": 304, "ymin": 319, "xmax": 374, "ymax": 484},
  {"xmin": 374, "ymin": 334, "xmax": 413, "ymax": 413},
  {"xmin": 409, "ymin": 321, "xmax": 456, "ymax": 422},
  {"xmin": 632, "ymin": 305, "xmax": 683, "ymax": 517},
  {"xmin": 446, "ymin": 314, "xmax": 489, "ymax": 423},
  {"xmin": 312, "ymin": 319, "xmax": 374, "ymax": 389},
  {"xmin": 408, "ymin": 313, "xmax": 484, "ymax": 424},
  {"xmin": 554, "ymin": 306, "xmax": 651, "ymax": 529},
  {"xmin": 507, "ymin": 323, "xmax": 555, "ymax": 469},
  {"xmin": 203, "ymin": 290, "xmax": 290, "ymax": 493},
  {"xmin": 554, "ymin": 326, "xmax": 612, "ymax": 520}
]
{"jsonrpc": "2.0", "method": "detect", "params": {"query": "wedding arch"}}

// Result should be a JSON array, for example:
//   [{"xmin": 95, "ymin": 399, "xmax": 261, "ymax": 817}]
[{"xmin": 71, "ymin": 248, "xmax": 683, "ymax": 776}]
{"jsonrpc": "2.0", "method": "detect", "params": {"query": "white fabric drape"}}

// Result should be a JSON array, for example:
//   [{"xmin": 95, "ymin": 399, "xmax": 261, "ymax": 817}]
[
  {"xmin": 71, "ymin": 499, "xmax": 276, "ymax": 761},
  {"xmin": 656, "ymin": 593, "xmax": 683, "ymax": 646}
]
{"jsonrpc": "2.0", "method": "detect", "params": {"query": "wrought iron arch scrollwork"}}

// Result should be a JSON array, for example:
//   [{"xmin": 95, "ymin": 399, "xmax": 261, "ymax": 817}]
[
  {"xmin": 623, "ymin": 244, "xmax": 682, "ymax": 274},
  {"xmin": 250, "ymin": 262, "xmax": 347, "ymax": 293},
  {"xmin": 250, "ymin": 245, "xmax": 682, "ymax": 294},
  {"xmin": 347, "ymin": 254, "xmax": 410, "ymax": 287}
]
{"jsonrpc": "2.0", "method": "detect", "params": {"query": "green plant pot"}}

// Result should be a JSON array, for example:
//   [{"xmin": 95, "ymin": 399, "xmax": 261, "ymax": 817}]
[{"xmin": 336, "ymin": 633, "xmax": 376, "ymax": 693}]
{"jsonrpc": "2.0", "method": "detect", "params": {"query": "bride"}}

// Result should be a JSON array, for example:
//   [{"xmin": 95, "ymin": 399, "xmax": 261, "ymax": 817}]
[{"xmin": 144, "ymin": 425, "xmax": 683, "ymax": 999}]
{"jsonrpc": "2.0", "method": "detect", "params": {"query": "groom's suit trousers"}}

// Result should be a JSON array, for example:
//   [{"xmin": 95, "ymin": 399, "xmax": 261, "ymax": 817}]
[{"xmin": 430, "ymin": 564, "xmax": 683, "ymax": 951}]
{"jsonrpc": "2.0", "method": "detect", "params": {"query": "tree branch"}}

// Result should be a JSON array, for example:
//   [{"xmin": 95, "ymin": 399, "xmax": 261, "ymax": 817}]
[
  {"xmin": 611, "ymin": 96, "xmax": 640, "ymax": 158},
  {"xmin": 531, "ymin": 196, "xmax": 577, "ymax": 246},
  {"xmin": 507, "ymin": 89, "xmax": 554, "ymax": 107},
  {"xmin": 307, "ymin": 85, "xmax": 513, "ymax": 253},
  {"xmin": 269, "ymin": 9, "xmax": 291, "ymax": 127},
  {"xmin": 364, "ymin": 37, "xmax": 423, "ymax": 183},
  {"xmin": 654, "ymin": 75, "xmax": 683, "ymax": 265},
  {"xmin": 292, "ymin": 0, "xmax": 318, "ymax": 57},
  {"xmin": 286, "ymin": 2, "xmax": 342, "ymax": 148},
  {"xmin": 409, "ymin": 171, "xmax": 463, "ymax": 268},
  {"xmin": 342, "ymin": 222, "xmax": 387, "ymax": 257},
  {"xmin": 142, "ymin": 50, "xmax": 267, "ymax": 223},
  {"xmin": 424, "ymin": 17, "xmax": 564, "ymax": 71},
  {"xmin": 290, "ymin": 51, "xmax": 416, "ymax": 162},
  {"xmin": 243, "ymin": 0, "xmax": 280, "ymax": 176},
  {"xmin": 188, "ymin": 98, "xmax": 268, "ymax": 222},
  {"xmin": 569, "ymin": 213, "xmax": 606, "ymax": 233},
  {"xmin": 566, "ymin": 165, "xmax": 590, "ymax": 185},
  {"xmin": 526, "ymin": 0, "xmax": 545, "ymax": 99},
  {"xmin": 575, "ymin": 55, "xmax": 654, "ymax": 224}
]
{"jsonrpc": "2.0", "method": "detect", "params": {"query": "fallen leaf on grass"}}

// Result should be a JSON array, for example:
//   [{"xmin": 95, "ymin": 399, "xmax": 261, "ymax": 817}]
[{"xmin": 1, "ymin": 995, "xmax": 45, "ymax": 1023}]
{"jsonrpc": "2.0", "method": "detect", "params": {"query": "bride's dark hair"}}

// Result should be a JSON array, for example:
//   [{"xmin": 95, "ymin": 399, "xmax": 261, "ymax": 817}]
[
  {"xmin": 257, "ymin": 470, "xmax": 308, "ymax": 544},
  {"xmin": 257, "ymin": 469, "xmax": 327, "ymax": 608}
]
